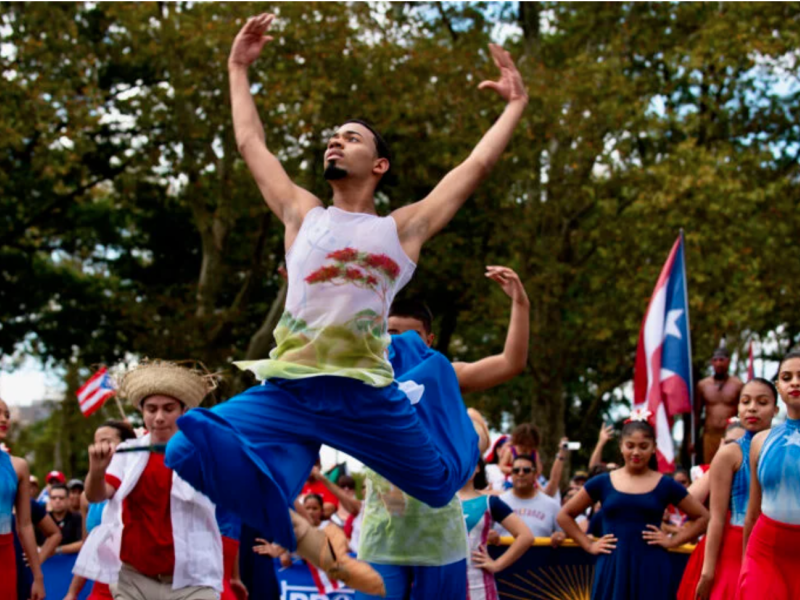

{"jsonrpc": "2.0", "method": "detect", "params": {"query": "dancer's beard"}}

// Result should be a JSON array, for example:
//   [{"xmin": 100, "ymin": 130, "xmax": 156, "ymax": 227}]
[{"xmin": 324, "ymin": 162, "xmax": 348, "ymax": 181}]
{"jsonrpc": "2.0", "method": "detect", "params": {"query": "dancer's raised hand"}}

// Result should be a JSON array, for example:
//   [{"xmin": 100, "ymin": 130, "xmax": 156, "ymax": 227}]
[
  {"xmin": 486, "ymin": 266, "xmax": 529, "ymax": 306},
  {"xmin": 478, "ymin": 44, "xmax": 528, "ymax": 104},
  {"xmin": 229, "ymin": 13, "xmax": 275, "ymax": 68}
]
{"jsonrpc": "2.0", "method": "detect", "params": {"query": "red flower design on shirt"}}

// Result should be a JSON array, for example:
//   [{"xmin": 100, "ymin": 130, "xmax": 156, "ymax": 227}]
[
  {"xmin": 305, "ymin": 265, "xmax": 342, "ymax": 284},
  {"xmin": 360, "ymin": 253, "xmax": 400, "ymax": 281},
  {"xmin": 327, "ymin": 248, "xmax": 360, "ymax": 262},
  {"xmin": 304, "ymin": 248, "xmax": 404, "ymax": 334}
]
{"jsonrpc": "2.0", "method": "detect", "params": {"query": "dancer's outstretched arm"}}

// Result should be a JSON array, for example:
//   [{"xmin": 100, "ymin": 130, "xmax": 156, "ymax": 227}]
[
  {"xmin": 229, "ymin": 14, "xmax": 322, "ymax": 244},
  {"xmin": 453, "ymin": 266, "xmax": 529, "ymax": 394},
  {"xmin": 393, "ymin": 44, "xmax": 527, "ymax": 259}
]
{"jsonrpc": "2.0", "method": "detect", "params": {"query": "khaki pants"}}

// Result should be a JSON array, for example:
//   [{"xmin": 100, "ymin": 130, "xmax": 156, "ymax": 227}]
[
  {"xmin": 703, "ymin": 428, "xmax": 725, "ymax": 464},
  {"xmin": 112, "ymin": 563, "xmax": 219, "ymax": 600}
]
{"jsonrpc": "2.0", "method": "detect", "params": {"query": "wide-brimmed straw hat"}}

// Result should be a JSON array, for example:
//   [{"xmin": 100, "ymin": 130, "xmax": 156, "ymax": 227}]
[{"xmin": 118, "ymin": 359, "xmax": 217, "ymax": 409}]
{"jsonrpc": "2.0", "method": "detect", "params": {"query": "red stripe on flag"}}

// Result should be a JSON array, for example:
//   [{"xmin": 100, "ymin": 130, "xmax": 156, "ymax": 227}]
[
  {"xmin": 77, "ymin": 368, "xmax": 108, "ymax": 402},
  {"xmin": 80, "ymin": 390, "xmax": 114, "ymax": 417},
  {"xmin": 80, "ymin": 388, "xmax": 114, "ymax": 414},
  {"xmin": 77, "ymin": 367, "xmax": 115, "ymax": 418}
]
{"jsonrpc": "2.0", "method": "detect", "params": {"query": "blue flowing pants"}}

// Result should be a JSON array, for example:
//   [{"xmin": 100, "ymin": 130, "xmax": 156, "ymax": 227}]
[{"xmin": 165, "ymin": 332, "xmax": 479, "ymax": 551}]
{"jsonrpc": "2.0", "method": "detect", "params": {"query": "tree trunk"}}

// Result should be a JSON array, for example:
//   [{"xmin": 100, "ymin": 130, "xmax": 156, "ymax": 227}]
[{"xmin": 528, "ymin": 299, "xmax": 566, "ymax": 472}]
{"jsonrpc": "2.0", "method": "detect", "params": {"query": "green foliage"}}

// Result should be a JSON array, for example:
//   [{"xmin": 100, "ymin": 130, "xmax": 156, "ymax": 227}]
[{"xmin": 3, "ymin": 2, "xmax": 800, "ymax": 472}]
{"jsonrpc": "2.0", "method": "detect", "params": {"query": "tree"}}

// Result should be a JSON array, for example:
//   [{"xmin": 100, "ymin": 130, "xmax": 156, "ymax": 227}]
[{"xmin": 4, "ymin": 2, "xmax": 800, "ymax": 474}]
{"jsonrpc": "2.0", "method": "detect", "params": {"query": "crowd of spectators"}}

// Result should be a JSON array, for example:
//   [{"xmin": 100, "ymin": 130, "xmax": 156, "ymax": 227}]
[{"xmin": 9, "ymin": 413, "xmax": 714, "ymax": 600}]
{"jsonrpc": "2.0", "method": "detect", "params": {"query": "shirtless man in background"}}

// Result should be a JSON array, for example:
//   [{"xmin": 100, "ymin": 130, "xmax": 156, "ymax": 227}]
[{"xmin": 695, "ymin": 347, "xmax": 743, "ymax": 463}]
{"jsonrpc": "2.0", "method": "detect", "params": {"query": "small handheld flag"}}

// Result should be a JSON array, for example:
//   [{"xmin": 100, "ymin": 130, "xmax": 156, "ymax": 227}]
[{"xmin": 76, "ymin": 367, "xmax": 116, "ymax": 417}]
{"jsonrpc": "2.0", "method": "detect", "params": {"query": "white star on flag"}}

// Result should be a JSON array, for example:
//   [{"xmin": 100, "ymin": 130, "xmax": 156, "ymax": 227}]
[{"xmin": 664, "ymin": 309, "xmax": 683, "ymax": 340}]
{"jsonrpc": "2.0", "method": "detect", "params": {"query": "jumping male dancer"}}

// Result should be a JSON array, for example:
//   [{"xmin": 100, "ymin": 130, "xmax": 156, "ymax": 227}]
[
  {"xmin": 165, "ymin": 13, "xmax": 528, "ymax": 593},
  {"xmin": 356, "ymin": 266, "xmax": 530, "ymax": 600}
]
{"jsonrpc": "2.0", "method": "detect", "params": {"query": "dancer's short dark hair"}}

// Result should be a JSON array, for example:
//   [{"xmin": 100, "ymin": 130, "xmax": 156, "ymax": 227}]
[
  {"xmin": 389, "ymin": 299, "xmax": 434, "ymax": 334},
  {"xmin": 342, "ymin": 119, "xmax": 395, "ymax": 189},
  {"xmin": 343, "ymin": 119, "xmax": 391, "ymax": 162}
]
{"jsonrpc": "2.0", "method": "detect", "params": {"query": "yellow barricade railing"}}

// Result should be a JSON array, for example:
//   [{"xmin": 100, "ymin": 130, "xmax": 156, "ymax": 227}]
[{"xmin": 498, "ymin": 536, "xmax": 697, "ymax": 554}]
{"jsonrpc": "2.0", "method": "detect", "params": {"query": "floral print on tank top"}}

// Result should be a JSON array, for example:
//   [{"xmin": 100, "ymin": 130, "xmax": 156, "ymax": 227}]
[{"xmin": 236, "ymin": 207, "xmax": 416, "ymax": 388}]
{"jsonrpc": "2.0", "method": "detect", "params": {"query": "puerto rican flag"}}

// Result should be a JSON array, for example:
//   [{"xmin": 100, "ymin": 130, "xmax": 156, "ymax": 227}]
[
  {"xmin": 76, "ymin": 367, "xmax": 116, "ymax": 417},
  {"xmin": 633, "ymin": 233, "xmax": 693, "ymax": 472}
]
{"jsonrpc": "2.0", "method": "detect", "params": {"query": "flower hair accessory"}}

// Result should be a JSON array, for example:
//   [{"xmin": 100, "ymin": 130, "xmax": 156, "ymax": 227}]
[
  {"xmin": 727, "ymin": 416, "xmax": 741, "ymax": 425},
  {"xmin": 624, "ymin": 408, "xmax": 653, "ymax": 424}
]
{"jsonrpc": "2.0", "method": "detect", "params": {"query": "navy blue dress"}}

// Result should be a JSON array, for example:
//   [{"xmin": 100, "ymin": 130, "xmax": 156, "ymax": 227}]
[{"xmin": 584, "ymin": 473, "xmax": 688, "ymax": 600}]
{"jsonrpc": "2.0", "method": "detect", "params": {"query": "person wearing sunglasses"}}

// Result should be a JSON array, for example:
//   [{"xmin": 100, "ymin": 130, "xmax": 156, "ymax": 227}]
[{"xmin": 494, "ymin": 455, "xmax": 566, "ymax": 547}]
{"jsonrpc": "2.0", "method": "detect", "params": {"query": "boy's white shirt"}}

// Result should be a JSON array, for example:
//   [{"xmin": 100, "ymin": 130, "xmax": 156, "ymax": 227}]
[{"xmin": 73, "ymin": 433, "xmax": 223, "ymax": 592}]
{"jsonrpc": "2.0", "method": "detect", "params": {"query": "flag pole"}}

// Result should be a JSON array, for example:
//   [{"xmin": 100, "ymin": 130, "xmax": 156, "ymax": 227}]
[
  {"xmin": 680, "ymin": 229, "xmax": 696, "ymax": 467},
  {"xmin": 113, "ymin": 394, "xmax": 127, "ymax": 421}
]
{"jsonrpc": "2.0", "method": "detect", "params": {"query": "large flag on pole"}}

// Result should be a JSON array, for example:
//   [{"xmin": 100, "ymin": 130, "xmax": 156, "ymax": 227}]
[
  {"xmin": 76, "ymin": 367, "xmax": 116, "ymax": 417},
  {"xmin": 634, "ymin": 232, "xmax": 693, "ymax": 472}
]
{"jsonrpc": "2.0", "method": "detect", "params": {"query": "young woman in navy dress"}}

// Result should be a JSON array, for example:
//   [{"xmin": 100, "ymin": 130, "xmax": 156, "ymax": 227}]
[{"xmin": 558, "ymin": 416, "xmax": 709, "ymax": 600}]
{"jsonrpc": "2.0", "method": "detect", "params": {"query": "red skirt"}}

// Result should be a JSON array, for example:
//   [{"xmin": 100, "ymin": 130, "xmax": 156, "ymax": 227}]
[
  {"xmin": 677, "ymin": 535, "xmax": 706, "ymax": 600},
  {"xmin": 0, "ymin": 532, "xmax": 17, "ymax": 598},
  {"xmin": 220, "ymin": 535, "xmax": 240, "ymax": 600},
  {"xmin": 709, "ymin": 523, "xmax": 743, "ymax": 600},
  {"xmin": 739, "ymin": 515, "xmax": 800, "ymax": 600},
  {"xmin": 88, "ymin": 582, "xmax": 114, "ymax": 599}
]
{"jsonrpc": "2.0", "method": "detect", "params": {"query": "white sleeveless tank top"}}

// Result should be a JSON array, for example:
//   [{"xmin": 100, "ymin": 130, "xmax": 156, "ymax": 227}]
[{"xmin": 236, "ymin": 206, "xmax": 416, "ymax": 387}]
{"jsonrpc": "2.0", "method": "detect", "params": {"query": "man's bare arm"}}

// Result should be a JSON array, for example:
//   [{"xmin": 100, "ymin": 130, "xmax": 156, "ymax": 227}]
[
  {"xmin": 589, "ymin": 425, "xmax": 614, "ymax": 469},
  {"xmin": 453, "ymin": 266, "xmax": 530, "ymax": 393},
  {"xmin": 393, "ymin": 44, "xmax": 527, "ymax": 259},
  {"xmin": 229, "ymin": 14, "xmax": 321, "ymax": 235},
  {"xmin": 543, "ymin": 438, "xmax": 569, "ymax": 497}
]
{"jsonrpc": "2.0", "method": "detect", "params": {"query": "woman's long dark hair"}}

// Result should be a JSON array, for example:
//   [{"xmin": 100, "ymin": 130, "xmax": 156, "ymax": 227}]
[{"xmin": 473, "ymin": 458, "xmax": 488, "ymax": 491}]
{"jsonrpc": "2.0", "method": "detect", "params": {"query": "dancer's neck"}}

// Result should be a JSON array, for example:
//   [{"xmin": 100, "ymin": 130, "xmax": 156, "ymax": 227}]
[{"xmin": 329, "ymin": 179, "xmax": 378, "ymax": 215}]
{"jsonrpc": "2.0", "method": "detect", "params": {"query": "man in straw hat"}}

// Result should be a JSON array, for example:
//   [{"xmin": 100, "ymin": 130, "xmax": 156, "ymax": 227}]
[
  {"xmin": 74, "ymin": 360, "xmax": 224, "ymax": 600},
  {"xmin": 162, "ymin": 12, "xmax": 527, "ymax": 597}
]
